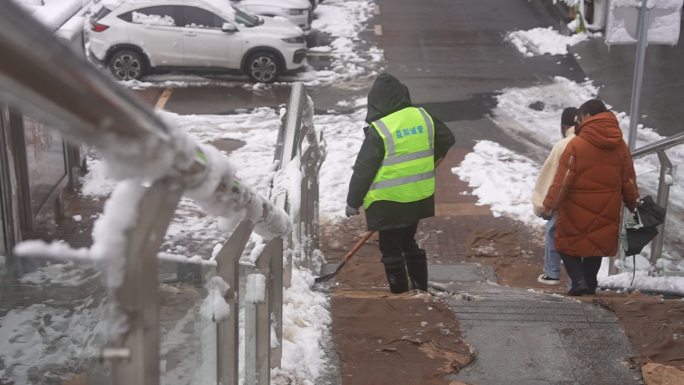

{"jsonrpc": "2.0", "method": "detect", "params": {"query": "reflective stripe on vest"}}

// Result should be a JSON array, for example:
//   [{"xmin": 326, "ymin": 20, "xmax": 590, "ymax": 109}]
[{"xmin": 363, "ymin": 106, "xmax": 436, "ymax": 209}]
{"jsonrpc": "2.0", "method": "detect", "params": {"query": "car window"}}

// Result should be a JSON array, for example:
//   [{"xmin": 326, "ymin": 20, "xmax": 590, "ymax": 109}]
[
  {"xmin": 181, "ymin": 6, "xmax": 226, "ymax": 29},
  {"xmin": 122, "ymin": 6, "xmax": 179, "ymax": 27},
  {"xmin": 93, "ymin": 6, "xmax": 111, "ymax": 21},
  {"xmin": 232, "ymin": 5, "xmax": 260, "ymax": 27}
]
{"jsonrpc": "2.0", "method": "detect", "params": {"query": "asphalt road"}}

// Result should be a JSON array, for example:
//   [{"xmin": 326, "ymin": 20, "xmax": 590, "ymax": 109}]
[{"xmin": 572, "ymin": 21, "xmax": 684, "ymax": 137}]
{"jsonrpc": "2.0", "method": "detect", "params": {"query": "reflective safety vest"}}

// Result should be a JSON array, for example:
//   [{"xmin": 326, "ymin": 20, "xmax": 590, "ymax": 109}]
[{"xmin": 363, "ymin": 106, "xmax": 435, "ymax": 209}]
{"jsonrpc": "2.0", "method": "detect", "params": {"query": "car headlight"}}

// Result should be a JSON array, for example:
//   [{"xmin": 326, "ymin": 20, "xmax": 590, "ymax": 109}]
[
  {"xmin": 282, "ymin": 36, "xmax": 305, "ymax": 44},
  {"xmin": 284, "ymin": 8, "xmax": 307, "ymax": 16}
]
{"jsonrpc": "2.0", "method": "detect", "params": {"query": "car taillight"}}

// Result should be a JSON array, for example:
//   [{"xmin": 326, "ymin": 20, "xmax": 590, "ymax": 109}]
[{"xmin": 90, "ymin": 20, "xmax": 109, "ymax": 32}]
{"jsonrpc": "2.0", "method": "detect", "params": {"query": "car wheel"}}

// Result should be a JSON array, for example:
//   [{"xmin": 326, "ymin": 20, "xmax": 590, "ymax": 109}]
[
  {"xmin": 108, "ymin": 50, "xmax": 146, "ymax": 81},
  {"xmin": 246, "ymin": 51, "xmax": 280, "ymax": 83}
]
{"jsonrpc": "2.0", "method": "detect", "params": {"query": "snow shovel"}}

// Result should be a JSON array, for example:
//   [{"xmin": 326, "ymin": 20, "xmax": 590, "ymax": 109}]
[{"xmin": 314, "ymin": 230, "xmax": 375, "ymax": 283}]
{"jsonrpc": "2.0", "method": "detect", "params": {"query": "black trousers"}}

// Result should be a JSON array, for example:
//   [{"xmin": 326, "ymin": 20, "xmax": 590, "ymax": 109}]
[
  {"xmin": 378, "ymin": 222, "xmax": 421, "ymax": 266},
  {"xmin": 560, "ymin": 253, "xmax": 602, "ymax": 291}
]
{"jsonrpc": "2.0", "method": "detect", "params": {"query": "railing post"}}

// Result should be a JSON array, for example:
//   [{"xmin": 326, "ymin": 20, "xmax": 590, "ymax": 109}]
[
  {"xmin": 245, "ymin": 238, "xmax": 279, "ymax": 385},
  {"xmin": 649, "ymin": 150, "xmax": 673, "ymax": 274},
  {"xmin": 299, "ymin": 170, "xmax": 310, "ymax": 268},
  {"xmin": 269, "ymin": 237, "xmax": 284, "ymax": 370},
  {"xmin": 215, "ymin": 220, "xmax": 254, "ymax": 385},
  {"xmin": 107, "ymin": 179, "xmax": 183, "ymax": 385}
]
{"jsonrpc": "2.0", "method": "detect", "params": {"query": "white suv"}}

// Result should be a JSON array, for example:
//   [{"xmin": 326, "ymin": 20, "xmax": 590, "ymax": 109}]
[{"xmin": 88, "ymin": 0, "xmax": 307, "ymax": 83}]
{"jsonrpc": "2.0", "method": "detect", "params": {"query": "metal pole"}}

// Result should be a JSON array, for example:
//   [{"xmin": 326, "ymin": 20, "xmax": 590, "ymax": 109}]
[
  {"xmin": 649, "ymin": 150, "xmax": 673, "ymax": 274},
  {"xmin": 245, "ymin": 239, "xmax": 279, "ymax": 385},
  {"xmin": 215, "ymin": 220, "xmax": 255, "ymax": 385},
  {"xmin": 627, "ymin": 4, "xmax": 650, "ymax": 150},
  {"xmin": 107, "ymin": 179, "xmax": 183, "ymax": 385},
  {"xmin": 269, "ymin": 238, "xmax": 284, "ymax": 370}
]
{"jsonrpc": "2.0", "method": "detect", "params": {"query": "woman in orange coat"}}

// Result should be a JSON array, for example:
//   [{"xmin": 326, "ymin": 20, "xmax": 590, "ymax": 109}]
[{"xmin": 543, "ymin": 99, "xmax": 639, "ymax": 296}]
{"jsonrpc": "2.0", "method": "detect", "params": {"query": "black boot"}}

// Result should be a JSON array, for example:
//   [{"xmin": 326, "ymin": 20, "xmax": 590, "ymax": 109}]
[
  {"xmin": 561, "ymin": 254, "xmax": 590, "ymax": 296},
  {"xmin": 406, "ymin": 249, "xmax": 428, "ymax": 291},
  {"xmin": 582, "ymin": 257, "xmax": 602, "ymax": 295},
  {"xmin": 383, "ymin": 260, "xmax": 409, "ymax": 294}
]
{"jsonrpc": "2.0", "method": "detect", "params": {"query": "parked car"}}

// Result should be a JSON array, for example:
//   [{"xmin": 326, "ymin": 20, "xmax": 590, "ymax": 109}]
[
  {"xmin": 87, "ymin": 0, "xmax": 307, "ymax": 83},
  {"xmin": 231, "ymin": 0, "xmax": 312, "ymax": 30}
]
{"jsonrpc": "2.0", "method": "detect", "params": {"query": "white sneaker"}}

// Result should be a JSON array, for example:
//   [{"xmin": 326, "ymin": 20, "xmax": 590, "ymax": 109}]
[{"xmin": 538, "ymin": 274, "xmax": 560, "ymax": 285}]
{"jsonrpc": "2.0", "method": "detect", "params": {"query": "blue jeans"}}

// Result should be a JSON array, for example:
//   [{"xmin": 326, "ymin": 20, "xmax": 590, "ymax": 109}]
[{"xmin": 544, "ymin": 212, "xmax": 561, "ymax": 279}]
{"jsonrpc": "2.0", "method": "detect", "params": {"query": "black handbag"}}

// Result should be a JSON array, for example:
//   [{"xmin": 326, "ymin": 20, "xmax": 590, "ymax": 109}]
[
  {"xmin": 623, "ymin": 195, "xmax": 666, "ymax": 285},
  {"xmin": 635, "ymin": 195, "xmax": 666, "ymax": 228}
]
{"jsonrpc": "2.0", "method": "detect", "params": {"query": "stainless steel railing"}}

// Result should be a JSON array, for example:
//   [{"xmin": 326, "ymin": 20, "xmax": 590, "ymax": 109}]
[
  {"xmin": 630, "ymin": 130, "xmax": 684, "ymax": 274},
  {"xmin": 0, "ymin": 1, "xmax": 322, "ymax": 384}
]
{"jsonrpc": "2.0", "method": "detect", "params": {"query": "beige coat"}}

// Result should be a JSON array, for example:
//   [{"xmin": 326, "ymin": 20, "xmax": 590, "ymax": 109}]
[{"xmin": 531, "ymin": 127, "xmax": 575, "ymax": 217}]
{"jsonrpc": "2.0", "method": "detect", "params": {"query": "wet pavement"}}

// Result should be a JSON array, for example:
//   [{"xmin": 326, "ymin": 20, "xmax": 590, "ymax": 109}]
[
  {"xmin": 432, "ymin": 266, "xmax": 641, "ymax": 385},
  {"xmin": 571, "ymin": 22, "xmax": 684, "ymax": 137}
]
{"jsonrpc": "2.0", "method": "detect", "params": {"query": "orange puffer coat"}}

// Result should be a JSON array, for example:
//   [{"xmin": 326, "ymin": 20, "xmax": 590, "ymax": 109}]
[{"xmin": 543, "ymin": 111, "xmax": 639, "ymax": 257}]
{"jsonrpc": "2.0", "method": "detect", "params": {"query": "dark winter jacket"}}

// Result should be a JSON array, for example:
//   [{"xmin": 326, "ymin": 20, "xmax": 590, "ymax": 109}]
[
  {"xmin": 543, "ymin": 111, "xmax": 639, "ymax": 257},
  {"xmin": 346, "ymin": 73, "xmax": 456, "ymax": 231}
]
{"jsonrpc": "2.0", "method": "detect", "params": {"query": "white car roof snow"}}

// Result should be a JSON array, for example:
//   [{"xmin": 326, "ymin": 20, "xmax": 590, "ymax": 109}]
[
  {"xmin": 236, "ymin": 0, "xmax": 310, "ymax": 9},
  {"xmin": 101, "ymin": 0, "xmax": 238, "ymax": 21}
]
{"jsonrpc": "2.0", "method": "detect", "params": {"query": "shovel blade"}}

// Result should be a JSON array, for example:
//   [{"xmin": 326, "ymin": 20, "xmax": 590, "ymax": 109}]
[{"xmin": 314, "ymin": 272, "xmax": 336, "ymax": 283}]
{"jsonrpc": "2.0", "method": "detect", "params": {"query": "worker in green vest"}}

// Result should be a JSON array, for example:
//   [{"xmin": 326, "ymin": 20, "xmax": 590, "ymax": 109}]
[{"xmin": 346, "ymin": 73, "xmax": 455, "ymax": 293}]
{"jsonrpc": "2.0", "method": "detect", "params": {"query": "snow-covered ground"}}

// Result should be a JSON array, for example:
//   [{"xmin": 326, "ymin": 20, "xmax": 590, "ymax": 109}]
[
  {"xmin": 3, "ymin": 0, "xmax": 377, "ymax": 383},
  {"xmin": 506, "ymin": 27, "xmax": 599, "ymax": 57},
  {"xmin": 3, "ymin": 96, "xmax": 365, "ymax": 385},
  {"xmin": 75, "ymin": 102, "xmax": 363, "ymax": 384},
  {"xmin": 455, "ymin": 27, "xmax": 684, "ymax": 294}
]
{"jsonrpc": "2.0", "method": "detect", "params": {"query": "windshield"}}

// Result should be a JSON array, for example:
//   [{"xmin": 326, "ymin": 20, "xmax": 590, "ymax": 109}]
[{"xmin": 231, "ymin": 5, "xmax": 261, "ymax": 27}]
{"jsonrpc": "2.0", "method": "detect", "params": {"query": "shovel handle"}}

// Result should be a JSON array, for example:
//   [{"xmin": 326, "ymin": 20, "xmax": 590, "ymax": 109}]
[
  {"xmin": 341, "ymin": 230, "xmax": 375, "ymax": 263},
  {"xmin": 314, "ymin": 230, "xmax": 375, "ymax": 283}
]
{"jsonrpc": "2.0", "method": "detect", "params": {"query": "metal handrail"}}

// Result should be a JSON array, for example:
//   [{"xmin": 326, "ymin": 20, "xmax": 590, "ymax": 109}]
[
  {"xmin": 0, "ymin": 2, "xmax": 323, "ymax": 385},
  {"xmin": 0, "ymin": 0, "xmax": 289, "ymax": 238},
  {"xmin": 627, "ymin": 130, "xmax": 684, "ymax": 275},
  {"xmin": 632, "ymin": 130, "xmax": 684, "ymax": 158}
]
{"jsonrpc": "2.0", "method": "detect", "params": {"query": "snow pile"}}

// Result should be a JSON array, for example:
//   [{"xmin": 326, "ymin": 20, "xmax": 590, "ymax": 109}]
[
  {"xmin": 492, "ymin": 76, "xmax": 598, "ymax": 156},
  {"xmin": 312, "ymin": 0, "xmax": 373, "ymax": 38},
  {"xmin": 284, "ymin": 0, "xmax": 384, "ymax": 86},
  {"xmin": 600, "ymin": 270, "xmax": 684, "ymax": 293},
  {"xmin": 506, "ymin": 27, "xmax": 598, "ymax": 57},
  {"xmin": 14, "ymin": 240, "xmax": 91, "ymax": 261},
  {"xmin": 132, "ymin": 11, "xmax": 175, "ymax": 26},
  {"xmin": 314, "ymin": 105, "xmax": 367, "ymax": 219},
  {"xmin": 200, "ymin": 276, "xmax": 231, "ymax": 321},
  {"xmin": 272, "ymin": 157, "xmax": 303, "ymax": 220},
  {"xmin": 19, "ymin": 262, "xmax": 100, "ymax": 286},
  {"xmin": 0, "ymin": 299, "xmax": 108, "ymax": 384},
  {"xmin": 91, "ymin": 180, "xmax": 146, "ymax": 289},
  {"xmin": 83, "ymin": 105, "xmax": 366, "ymax": 227},
  {"xmin": 452, "ymin": 141, "xmax": 545, "ymax": 227},
  {"xmin": 245, "ymin": 273, "xmax": 267, "ymax": 303},
  {"xmin": 274, "ymin": 267, "xmax": 333, "ymax": 385}
]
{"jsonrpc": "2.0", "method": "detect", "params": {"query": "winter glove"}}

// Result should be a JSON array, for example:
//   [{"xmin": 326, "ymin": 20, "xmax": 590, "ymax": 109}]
[{"xmin": 345, "ymin": 205, "xmax": 360, "ymax": 217}]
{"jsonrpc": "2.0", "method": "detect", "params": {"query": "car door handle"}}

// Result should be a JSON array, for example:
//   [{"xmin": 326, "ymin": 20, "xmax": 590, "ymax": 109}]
[{"xmin": 184, "ymin": 32, "xmax": 197, "ymax": 37}]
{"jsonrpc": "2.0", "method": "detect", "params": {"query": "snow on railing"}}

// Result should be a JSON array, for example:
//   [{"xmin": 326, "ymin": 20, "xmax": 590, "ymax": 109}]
[{"xmin": 0, "ymin": 1, "xmax": 322, "ymax": 384}]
